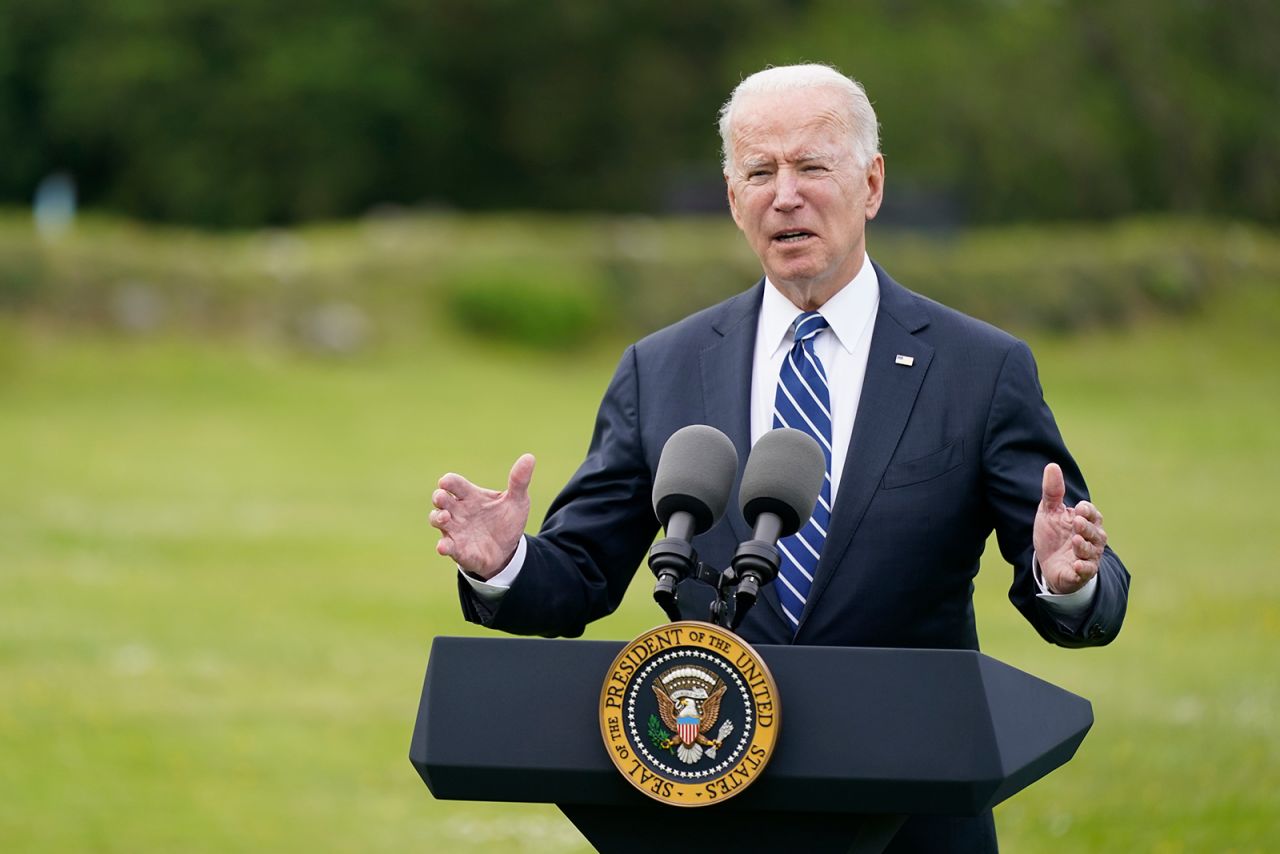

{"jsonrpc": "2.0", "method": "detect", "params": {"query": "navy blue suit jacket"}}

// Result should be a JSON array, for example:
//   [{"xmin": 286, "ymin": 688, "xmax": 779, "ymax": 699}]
[{"xmin": 461, "ymin": 262, "xmax": 1129, "ymax": 651}]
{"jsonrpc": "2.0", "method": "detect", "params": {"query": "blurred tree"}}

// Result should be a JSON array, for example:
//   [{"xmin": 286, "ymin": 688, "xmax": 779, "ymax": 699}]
[
  {"xmin": 0, "ymin": 0, "xmax": 1275, "ymax": 226},
  {"xmin": 731, "ymin": 0, "xmax": 1280, "ymax": 223}
]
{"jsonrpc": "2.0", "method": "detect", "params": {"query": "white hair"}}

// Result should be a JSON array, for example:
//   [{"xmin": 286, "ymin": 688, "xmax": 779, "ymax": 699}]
[{"xmin": 718, "ymin": 63, "xmax": 881, "ymax": 171}]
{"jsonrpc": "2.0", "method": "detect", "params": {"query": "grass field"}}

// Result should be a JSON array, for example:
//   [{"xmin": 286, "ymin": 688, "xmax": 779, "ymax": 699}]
[{"xmin": 1, "ymin": 264, "xmax": 1278, "ymax": 851}]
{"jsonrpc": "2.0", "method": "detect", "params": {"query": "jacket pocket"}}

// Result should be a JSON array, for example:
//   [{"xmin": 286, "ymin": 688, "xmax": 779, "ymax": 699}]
[{"xmin": 881, "ymin": 439, "xmax": 964, "ymax": 489}]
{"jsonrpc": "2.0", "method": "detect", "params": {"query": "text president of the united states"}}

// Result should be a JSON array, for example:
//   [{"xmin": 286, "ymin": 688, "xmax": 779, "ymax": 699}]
[{"xmin": 428, "ymin": 63, "xmax": 1129, "ymax": 852}]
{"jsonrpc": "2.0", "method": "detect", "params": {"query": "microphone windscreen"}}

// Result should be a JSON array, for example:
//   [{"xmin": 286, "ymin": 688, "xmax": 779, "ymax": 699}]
[
  {"xmin": 652, "ymin": 425, "xmax": 739, "ymax": 533},
  {"xmin": 739, "ymin": 428, "xmax": 825, "ymax": 536}
]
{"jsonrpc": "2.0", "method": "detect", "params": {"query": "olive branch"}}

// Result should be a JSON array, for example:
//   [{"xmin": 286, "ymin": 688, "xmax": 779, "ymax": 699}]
[{"xmin": 647, "ymin": 714, "xmax": 675, "ymax": 752}]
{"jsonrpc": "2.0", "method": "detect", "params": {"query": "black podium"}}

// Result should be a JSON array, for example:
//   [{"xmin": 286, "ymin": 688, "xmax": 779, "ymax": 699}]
[{"xmin": 410, "ymin": 636, "xmax": 1091, "ymax": 853}]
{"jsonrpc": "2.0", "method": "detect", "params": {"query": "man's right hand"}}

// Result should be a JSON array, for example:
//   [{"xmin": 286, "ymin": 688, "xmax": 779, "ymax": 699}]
[{"xmin": 430, "ymin": 454, "xmax": 535, "ymax": 580}]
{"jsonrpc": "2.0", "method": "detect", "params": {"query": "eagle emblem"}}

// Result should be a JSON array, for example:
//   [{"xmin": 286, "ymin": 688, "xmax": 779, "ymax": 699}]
[
  {"xmin": 599, "ymin": 622, "xmax": 781, "ymax": 806},
  {"xmin": 650, "ymin": 665, "xmax": 735, "ymax": 764}
]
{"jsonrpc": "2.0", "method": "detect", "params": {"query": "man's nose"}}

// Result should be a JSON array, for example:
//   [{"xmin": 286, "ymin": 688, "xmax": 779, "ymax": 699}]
[{"xmin": 773, "ymin": 169, "xmax": 803, "ymax": 211}]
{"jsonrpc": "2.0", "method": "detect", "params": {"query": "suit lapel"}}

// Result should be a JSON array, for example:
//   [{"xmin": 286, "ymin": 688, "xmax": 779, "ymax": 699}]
[
  {"xmin": 800, "ymin": 264, "xmax": 934, "ymax": 628},
  {"xmin": 700, "ymin": 283, "xmax": 760, "ymax": 548}
]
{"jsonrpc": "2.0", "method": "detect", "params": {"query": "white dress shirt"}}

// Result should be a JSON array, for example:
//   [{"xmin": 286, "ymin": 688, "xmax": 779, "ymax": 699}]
[
  {"xmin": 750, "ymin": 254, "xmax": 879, "ymax": 504},
  {"xmin": 462, "ymin": 253, "xmax": 1096, "ymax": 620}
]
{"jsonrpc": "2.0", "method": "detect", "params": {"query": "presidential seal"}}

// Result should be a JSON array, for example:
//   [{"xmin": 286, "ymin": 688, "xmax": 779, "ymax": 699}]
[{"xmin": 598, "ymin": 621, "xmax": 779, "ymax": 807}]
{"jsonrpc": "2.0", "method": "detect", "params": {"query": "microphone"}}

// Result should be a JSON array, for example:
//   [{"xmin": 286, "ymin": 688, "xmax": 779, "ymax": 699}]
[
  {"xmin": 731, "ymin": 428, "xmax": 825, "ymax": 628},
  {"xmin": 648, "ymin": 425, "xmax": 739, "ymax": 621}
]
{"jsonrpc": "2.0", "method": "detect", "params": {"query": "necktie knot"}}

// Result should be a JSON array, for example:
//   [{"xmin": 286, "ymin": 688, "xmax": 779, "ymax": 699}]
[{"xmin": 793, "ymin": 311, "xmax": 829, "ymax": 344}]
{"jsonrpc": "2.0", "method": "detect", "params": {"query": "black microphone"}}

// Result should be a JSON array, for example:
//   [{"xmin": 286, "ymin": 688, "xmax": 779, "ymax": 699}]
[
  {"xmin": 731, "ymin": 428, "xmax": 825, "ymax": 628},
  {"xmin": 648, "ymin": 425, "xmax": 739, "ymax": 621}
]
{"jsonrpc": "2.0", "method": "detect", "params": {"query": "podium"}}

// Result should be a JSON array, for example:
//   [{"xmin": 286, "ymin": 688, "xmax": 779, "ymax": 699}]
[{"xmin": 410, "ymin": 636, "xmax": 1092, "ymax": 853}]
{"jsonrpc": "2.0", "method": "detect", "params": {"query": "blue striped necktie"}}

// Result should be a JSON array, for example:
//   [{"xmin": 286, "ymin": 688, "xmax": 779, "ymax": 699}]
[{"xmin": 772, "ymin": 311, "xmax": 833, "ymax": 630}]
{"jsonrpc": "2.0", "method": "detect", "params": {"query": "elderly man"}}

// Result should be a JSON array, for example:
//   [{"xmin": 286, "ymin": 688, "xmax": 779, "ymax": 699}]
[{"xmin": 430, "ymin": 64, "xmax": 1128, "ymax": 852}]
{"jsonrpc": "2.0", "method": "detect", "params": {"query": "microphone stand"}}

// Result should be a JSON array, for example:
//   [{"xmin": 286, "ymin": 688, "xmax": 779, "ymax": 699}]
[{"xmin": 649, "ymin": 550, "xmax": 778, "ymax": 631}]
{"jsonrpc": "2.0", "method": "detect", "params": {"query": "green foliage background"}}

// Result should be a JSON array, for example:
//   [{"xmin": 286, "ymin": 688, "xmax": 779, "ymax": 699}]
[
  {"xmin": 2, "ymin": 0, "xmax": 1278, "ymax": 225},
  {"xmin": 2, "ymin": 1, "xmax": 1278, "ymax": 849}
]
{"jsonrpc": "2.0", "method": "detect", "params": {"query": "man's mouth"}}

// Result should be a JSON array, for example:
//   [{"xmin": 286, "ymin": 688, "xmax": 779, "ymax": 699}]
[{"xmin": 772, "ymin": 230, "xmax": 814, "ymax": 244}]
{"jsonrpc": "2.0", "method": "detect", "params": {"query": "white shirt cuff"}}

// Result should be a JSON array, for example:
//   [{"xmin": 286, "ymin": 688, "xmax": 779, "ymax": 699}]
[
  {"xmin": 1032, "ymin": 552, "xmax": 1098, "ymax": 619},
  {"xmin": 458, "ymin": 535, "xmax": 527, "ymax": 603}
]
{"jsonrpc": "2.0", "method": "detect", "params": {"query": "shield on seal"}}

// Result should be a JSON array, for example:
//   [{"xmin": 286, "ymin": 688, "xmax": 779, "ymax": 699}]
[{"xmin": 677, "ymin": 715, "xmax": 699, "ymax": 747}]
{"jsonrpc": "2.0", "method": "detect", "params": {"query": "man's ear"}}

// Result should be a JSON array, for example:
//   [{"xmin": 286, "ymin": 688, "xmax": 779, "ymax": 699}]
[
  {"xmin": 726, "ymin": 174, "xmax": 744, "ymax": 230},
  {"xmin": 864, "ymin": 154, "xmax": 886, "ymax": 221}
]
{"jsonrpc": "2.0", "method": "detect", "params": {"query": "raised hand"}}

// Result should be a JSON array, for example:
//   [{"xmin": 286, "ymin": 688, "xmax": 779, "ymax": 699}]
[
  {"xmin": 1033, "ymin": 462, "xmax": 1108, "ymax": 595},
  {"xmin": 430, "ymin": 454, "xmax": 535, "ymax": 580}
]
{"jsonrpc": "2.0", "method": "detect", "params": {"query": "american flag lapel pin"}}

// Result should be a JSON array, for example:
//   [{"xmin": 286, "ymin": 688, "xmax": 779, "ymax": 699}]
[{"xmin": 895, "ymin": 354, "xmax": 915, "ymax": 367}]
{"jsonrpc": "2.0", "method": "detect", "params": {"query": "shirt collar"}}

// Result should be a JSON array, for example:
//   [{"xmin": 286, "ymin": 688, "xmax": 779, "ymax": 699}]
[{"xmin": 761, "ymin": 253, "xmax": 879, "ymax": 356}]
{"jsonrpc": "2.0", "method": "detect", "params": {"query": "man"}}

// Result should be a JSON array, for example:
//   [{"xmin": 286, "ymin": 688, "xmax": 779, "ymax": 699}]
[{"xmin": 429, "ymin": 64, "xmax": 1128, "ymax": 851}]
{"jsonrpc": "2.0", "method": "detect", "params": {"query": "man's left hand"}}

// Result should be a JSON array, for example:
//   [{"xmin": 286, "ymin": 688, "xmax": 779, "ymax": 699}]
[{"xmin": 1034, "ymin": 462, "xmax": 1108, "ymax": 594}]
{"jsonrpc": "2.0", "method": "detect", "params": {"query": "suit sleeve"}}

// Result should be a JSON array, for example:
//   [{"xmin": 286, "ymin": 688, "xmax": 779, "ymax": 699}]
[
  {"xmin": 457, "ymin": 345, "xmax": 659, "ymax": 637},
  {"xmin": 982, "ymin": 340, "xmax": 1130, "ymax": 648}
]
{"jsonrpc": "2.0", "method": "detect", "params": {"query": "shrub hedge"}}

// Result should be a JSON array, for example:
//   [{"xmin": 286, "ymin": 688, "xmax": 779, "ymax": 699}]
[{"xmin": 2, "ymin": 212, "xmax": 1276, "ymax": 353}]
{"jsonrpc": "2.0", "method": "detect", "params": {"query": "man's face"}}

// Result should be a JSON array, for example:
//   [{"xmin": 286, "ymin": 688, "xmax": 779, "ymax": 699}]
[{"xmin": 725, "ymin": 87, "xmax": 884, "ymax": 308}]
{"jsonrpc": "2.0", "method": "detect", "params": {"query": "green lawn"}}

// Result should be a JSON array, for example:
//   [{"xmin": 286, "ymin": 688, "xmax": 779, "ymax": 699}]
[{"xmin": 1, "ymin": 277, "xmax": 1277, "ymax": 851}]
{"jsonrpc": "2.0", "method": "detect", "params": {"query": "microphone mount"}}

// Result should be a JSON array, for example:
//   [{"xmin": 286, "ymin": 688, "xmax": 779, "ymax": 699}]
[{"xmin": 648, "ymin": 543, "xmax": 779, "ymax": 631}]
